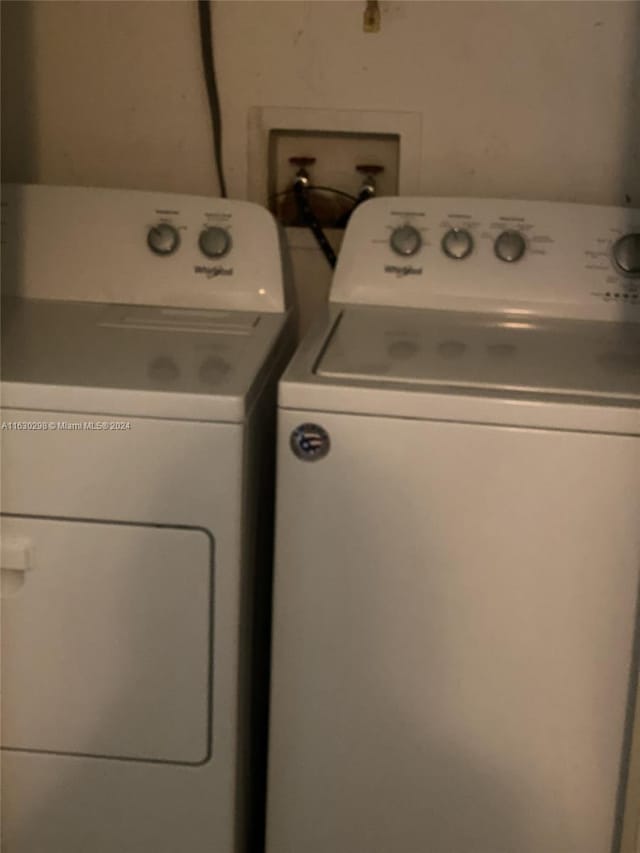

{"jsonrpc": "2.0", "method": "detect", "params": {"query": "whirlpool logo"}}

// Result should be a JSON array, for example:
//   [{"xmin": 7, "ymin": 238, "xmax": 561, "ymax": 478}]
[
  {"xmin": 384, "ymin": 264, "xmax": 422, "ymax": 277},
  {"xmin": 194, "ymin": 265, "xmax": 234, "ymax": 278}
]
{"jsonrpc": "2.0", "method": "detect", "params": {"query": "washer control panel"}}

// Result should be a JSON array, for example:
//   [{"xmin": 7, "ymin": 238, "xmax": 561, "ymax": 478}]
[
  {"xmin": 1, "ymin": 184, "xmax": 285, "ymax": 312},
  {"xmin": 332, "ymin": 196, "xmax": 640, "ymax": 320}
]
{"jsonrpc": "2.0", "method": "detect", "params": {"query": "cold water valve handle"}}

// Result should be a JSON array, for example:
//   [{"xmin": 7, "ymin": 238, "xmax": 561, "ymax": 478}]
[{"xmin": 355, "ymin": 164, "xmax": 384, "ymax": 203}]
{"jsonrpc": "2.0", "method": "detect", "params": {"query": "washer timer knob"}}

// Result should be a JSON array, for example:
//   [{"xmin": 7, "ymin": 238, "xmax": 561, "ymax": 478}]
[
  {"xmin": 390, "ymin": 225, "xmax": 422, "ymax": 257},
  {"xmin": 442, "ymin": 228, "xmax": 474, "ymax": 260},
  {"xmin": 147, "ymin": 223, "xmax": 180, "ymax": 256},
  {"xmin": 494, "ymin": 230, "xmax": 526, "ymax": 263},
  {"xmin": 199, "ymin": 226, "xmax": 231, "ymax": 259},
  {"xmin": 612, "ymin": 233, "xmax": 640, "ymax": 276}
]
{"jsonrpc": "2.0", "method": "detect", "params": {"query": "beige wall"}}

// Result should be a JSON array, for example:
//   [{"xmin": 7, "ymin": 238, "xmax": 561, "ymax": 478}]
[{"xmin": 2, "ymin": 0, "xmax": 640, "ymax": 206}]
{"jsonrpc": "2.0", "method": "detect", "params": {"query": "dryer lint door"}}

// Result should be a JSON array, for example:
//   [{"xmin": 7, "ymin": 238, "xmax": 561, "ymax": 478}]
[{"xmin": 1, "ymin": 516, "xmax": 212, "ymax": 765}]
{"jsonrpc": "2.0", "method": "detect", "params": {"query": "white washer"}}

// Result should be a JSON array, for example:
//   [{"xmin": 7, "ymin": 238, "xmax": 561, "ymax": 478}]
[
  {"xmin": 0, "ymin": 184, "xmax": 292, "ymax": 853},
  {"xmin": 267, "ymin": 197, "xmax": 640, "ymax": 853}
]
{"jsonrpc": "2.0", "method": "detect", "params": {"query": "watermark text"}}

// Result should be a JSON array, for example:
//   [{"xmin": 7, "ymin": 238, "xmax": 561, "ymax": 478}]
[{"xmin": 1, "ymin": 420, "xmax": 132, "ymax": 432}]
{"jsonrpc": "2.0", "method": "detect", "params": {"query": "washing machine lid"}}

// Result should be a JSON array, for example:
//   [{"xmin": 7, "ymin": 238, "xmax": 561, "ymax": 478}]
[
  {"xmin": 1, "ymin": 298, "xmax": 287, "ymax": 422},
  {"xmin": 280, "ymin": 305, "xmax": 640, "ymax": 434},
  {"xmin": 317, "ymin": 305, "xmax": 640, "ymax": 401}
]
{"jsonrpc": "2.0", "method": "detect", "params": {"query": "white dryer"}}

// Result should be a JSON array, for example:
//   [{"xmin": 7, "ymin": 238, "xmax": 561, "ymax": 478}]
[
  {"xmin": 267, "ymin": 197, "xmax": 640, "ymax": 853},
  {"xmin": 0, "ymin": 184, "xmax": 292, "ymax": 853}
]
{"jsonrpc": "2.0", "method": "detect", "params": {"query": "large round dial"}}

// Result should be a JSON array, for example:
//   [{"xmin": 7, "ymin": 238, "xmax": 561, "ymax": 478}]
[
  {"xmin": 442, "ymin": 228, "xmax": 473, "ymax": 260},
  {"xmin": 390, "ymin": 225, "xmax": 422, "ymax": 257},
  {"xmin": 199, "ymin": 226, "xmax": 231, "ymax": 259},
  {"xmin": 612, "ymin": 233, "xmax": 640, "ymax": 276},
  {"xmin": 147, "ymin": 223, "xmax": 180, "ymax": 256},
  {"xmin": 494, "ymin": 230, "xmax": 526, "ymax": 263}
]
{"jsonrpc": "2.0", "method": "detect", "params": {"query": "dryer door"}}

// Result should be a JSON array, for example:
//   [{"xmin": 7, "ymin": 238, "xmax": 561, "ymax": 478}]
[{"xmin": 1, "ymin": 516, "xmax": 212, "ymax": 765}]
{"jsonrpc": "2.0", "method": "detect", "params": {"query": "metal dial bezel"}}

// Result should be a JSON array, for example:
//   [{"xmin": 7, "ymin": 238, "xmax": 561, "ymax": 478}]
[
  {"xmin": 441, "ymin": 227, "xmax": 474, "ymax": 261},
  {"xmin": 494, "ymin": 229, "xmax": 526, "ymax": 264},
  {"xmin": 390, "ymin": 225, "xmax": 422, "ymax": 257},
  {"xmin": 147, "ymin": 223, "xmax": 180, "ymax": 256},
  {"xmin": 611, "ymin": 233, "xmax": 640, "ymax": 278},
  {"xmin": 199, "ymin": 226, "xmax": 232, "ymax": 259}
]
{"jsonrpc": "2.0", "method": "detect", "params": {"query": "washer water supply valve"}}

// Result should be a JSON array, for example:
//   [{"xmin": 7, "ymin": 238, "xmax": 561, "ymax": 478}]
[
  {"xmin": 355, "ymin": 164, "xmax": 384, "ymax": 203},
  {"xmin": 273, "ymin": 156, "xmax": 385, "ymax": 268}
]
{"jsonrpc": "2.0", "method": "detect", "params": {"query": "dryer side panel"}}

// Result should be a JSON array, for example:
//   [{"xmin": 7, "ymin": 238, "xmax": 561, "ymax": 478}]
[{"xmin": 268, "ymin": 410, "xmax": 640, "ymax": 853}]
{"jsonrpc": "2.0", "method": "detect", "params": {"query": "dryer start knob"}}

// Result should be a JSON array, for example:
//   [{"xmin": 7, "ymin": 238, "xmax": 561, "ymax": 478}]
[
  {"xmin": 390, "ymin": 225, "xmax": 422, "ymax": 257},
  {"xmin": 612, "ymin": 233, "xmax": 640, "ymax": 276},
  {"xmin": 147, "ymin": 223, "xmax": 180, "ymax": 256},
  {"xmin": 494, "ymin": 230, "xmax": 526, "ymax": 263},
  {"xmin": 199, "ymin": 226, "xmax": 231, "ymax": 259}
]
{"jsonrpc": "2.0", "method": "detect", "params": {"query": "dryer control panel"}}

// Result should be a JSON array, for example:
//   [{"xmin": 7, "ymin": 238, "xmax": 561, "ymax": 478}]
[
  {"xmin": 1, "ymin": 183, "xmax": 285, "ymax": 312},
  {"xmin": 331, "ymin": 197, "xmax": 640, "ymax": 321}
]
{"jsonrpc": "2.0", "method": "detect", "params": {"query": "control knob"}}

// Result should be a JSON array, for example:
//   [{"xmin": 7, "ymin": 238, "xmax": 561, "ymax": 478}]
[
  {"xmin": 612, "ymin": 233, "xmax": 640, "ymax": 276},
  {"xmin": 390, "ymin": 225, "xmax": 422, "ymax": 257},
  {"xmin": 442, "ymin": 228, "xmax": 473, "ymax": 260},
  {"xmin": 199, "ymin": 226, "xmax": 231, "ymax": 259},
  {"xmin": 494, "ymin": 230, "xmax": 526, "ymax": 263},
  {"xmin": 147, "ymin": 223, "xmax": 180, "ymax": 256}
]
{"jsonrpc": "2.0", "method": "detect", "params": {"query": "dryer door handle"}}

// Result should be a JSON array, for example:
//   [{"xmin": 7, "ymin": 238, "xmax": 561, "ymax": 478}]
[{"xmin": 1, "ymin": 536, "xmax": 32, "ymax": 597}]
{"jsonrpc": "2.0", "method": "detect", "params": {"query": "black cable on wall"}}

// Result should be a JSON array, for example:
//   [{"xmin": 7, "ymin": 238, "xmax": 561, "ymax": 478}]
[{"xmin": 197, "ymin": 0, "xmax": 228, "ymax": 198}]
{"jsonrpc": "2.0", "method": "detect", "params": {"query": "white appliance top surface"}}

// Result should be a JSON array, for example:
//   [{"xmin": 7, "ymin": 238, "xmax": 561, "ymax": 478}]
[
  {"xmin": 279, "ymin": 306, "xmax": 640, "ymax": 435},
  {"xmin": 1, "ymin": 298, "xmax": 286, "ymax": 422},
  {"xmin": 318, "ymin": 305, "xmax": 640, "ymax": 402}
]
